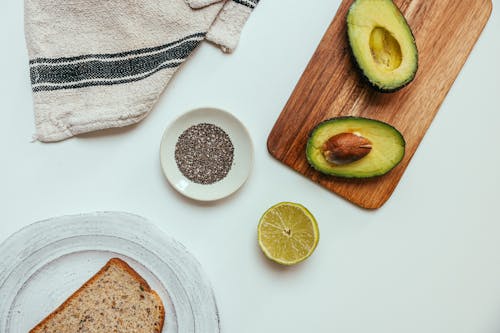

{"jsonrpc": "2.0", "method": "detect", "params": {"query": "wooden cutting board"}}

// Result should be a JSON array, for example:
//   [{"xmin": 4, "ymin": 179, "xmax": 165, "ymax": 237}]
[{"xmin": 267, "ymin": 0, "xmax": 492, "ymax": 209}]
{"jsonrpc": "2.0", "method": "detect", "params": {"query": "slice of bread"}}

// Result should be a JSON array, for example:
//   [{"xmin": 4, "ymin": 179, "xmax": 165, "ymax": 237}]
[{"xmin": 30, "ymin": 258, "xmax": 165, "ymax": 333}]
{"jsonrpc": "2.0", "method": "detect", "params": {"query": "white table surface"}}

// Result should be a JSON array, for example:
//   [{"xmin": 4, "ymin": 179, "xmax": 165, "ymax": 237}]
[{"xmin": 1, "ymin": 1, "xmax": 500, "ymax": 332}]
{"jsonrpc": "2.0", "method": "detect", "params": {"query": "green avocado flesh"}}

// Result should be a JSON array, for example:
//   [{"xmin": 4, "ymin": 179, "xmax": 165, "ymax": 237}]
[
  {"xmin": 347, "ymin": 0, "xmax": 418, "ymax": 92},
  {"xmin": 306, "ymin": 117, "xmax": 405, "ymax": 178}
]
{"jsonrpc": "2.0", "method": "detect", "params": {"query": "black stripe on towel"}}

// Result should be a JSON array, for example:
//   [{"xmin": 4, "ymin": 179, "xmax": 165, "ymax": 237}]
[
  {"xmin": 30, "ymin": 33, "xmax": 205, "ymax": 92},
  {"xmin": 29, "ymin": 32, "xmax": 206, "ymax": 65},
  {"xmin": 232, "ymin": 0, "xmax": 259, "ymax": 9},
  {"xmin": 32, "ymin": 61, "xmax": 183, "ymax": 92}
]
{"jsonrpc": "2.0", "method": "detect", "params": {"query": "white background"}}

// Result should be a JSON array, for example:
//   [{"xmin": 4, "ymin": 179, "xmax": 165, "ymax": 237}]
[{"xmin": 1, "ymin": 1, "xmax": 500, "ymax": 332}]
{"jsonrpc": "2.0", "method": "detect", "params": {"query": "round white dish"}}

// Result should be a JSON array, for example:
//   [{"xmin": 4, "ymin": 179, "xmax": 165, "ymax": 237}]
[
  {"xmin": 0, "ymin": 212, "xmax": 220, "ymax": 333},
  {"xmin": 160, "ymin": 107, "xmax": 253, "ymax": 201}
]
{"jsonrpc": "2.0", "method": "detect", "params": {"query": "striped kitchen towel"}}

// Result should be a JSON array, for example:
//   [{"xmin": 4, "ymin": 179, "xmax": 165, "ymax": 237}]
[{"xmin": 25, "ymin": 0, "xmax": 259, "ymax": 142}]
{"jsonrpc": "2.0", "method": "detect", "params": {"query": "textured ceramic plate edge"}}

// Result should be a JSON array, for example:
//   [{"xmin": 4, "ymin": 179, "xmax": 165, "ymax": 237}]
[{"xmin": 0, "ymin": 211, "xmax": 220, "ymax": 333}]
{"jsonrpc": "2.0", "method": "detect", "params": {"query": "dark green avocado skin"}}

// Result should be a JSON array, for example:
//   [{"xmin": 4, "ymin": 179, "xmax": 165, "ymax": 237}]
[{"xmin": 346, "ymin": 0, "xmax": 419, "ymax": 93}]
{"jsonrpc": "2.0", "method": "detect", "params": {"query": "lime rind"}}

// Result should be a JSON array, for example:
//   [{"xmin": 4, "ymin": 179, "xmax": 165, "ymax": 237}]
[{"xmin": 258, "ymin": 202, "xmax": 319, "ymax": 266}]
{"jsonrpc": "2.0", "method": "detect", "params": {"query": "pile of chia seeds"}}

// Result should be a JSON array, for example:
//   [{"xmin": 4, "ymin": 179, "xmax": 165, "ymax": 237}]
[{"xmin": 175, "ymin": 123, "xmax": 234, "ymax": 185}]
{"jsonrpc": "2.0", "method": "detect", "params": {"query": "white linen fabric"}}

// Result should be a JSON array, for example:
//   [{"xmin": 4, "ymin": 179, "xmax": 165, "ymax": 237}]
[{"xmin": 25, "ymin": 0, "xmax": 259, "ymax": 142}]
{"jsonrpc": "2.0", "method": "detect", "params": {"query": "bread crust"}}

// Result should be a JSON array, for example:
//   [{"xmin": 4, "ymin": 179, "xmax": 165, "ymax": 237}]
[{"xmin": 30, "ymin": 258, "xmax": 165, "ymax": 333}]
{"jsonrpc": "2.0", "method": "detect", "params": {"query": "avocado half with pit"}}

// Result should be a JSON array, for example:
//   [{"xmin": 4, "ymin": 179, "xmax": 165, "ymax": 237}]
[
  {"xmin": 347, "ymin": 0, "xmax": 418, "ymax": 92},
  {"xmin": 306, "ymin": 117, "xmax": 405, "ymax": 178}
]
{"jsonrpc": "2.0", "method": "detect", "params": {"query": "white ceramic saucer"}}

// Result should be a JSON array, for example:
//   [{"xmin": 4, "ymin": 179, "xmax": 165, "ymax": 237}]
[{"xmin": 160, "ymin": 107, "xmax": 253, "ymax": 201}]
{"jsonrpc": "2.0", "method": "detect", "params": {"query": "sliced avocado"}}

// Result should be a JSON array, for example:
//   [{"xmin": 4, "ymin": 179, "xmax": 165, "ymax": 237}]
[
  {"xmin": 306, "ymin": 117, "xmax": 405, "ymax": 178},
  {"xmin": 347, "ymin": 0, "xmax": 418, "ymax": 92}
]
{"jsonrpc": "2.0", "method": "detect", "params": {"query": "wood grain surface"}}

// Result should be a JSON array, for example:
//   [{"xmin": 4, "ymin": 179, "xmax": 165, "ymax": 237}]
[{"xmin": 267, "ymin": 0, "xmax": 492, "ymax": 209}]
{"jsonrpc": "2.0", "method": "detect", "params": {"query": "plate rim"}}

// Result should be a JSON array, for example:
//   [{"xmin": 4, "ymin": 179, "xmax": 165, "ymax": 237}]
[{"xmin": 0, "ymin": 211, "xmax": 220, "ymax": 333}]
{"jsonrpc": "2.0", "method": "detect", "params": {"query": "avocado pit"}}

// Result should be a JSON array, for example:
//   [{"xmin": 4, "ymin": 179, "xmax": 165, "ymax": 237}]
[
  {"xmin": 322, "ymin": 132, "xmax": 372, "ymax": 165},
  {"xmin": 307, "ymin": 117, "xmax": 406, "ymax": 178}
]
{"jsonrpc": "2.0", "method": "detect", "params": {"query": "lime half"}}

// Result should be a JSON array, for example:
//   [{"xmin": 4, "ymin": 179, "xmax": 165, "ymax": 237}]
[{"xmin": 258, "ymin": 202, "xmax": 319, "ymax": 266}]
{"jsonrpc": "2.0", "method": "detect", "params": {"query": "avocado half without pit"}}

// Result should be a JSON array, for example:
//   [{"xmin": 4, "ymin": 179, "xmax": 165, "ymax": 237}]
[
  {"xmin": 347, "ymin": 0, "xmax": 418, "ymax": 92},
  {"xmin": 306, "ymin": 117, "xmax": 405, "ymax": 178}
]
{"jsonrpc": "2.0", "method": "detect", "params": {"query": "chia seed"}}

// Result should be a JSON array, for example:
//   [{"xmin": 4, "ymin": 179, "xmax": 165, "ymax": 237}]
[{"xmin": 175, "ymin": 123, "xmax": 234, "ymax": 185}]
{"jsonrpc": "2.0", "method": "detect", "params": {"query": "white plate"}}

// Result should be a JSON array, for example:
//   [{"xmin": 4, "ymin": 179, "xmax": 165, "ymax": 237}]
[
  {"xmin": 0, "ymin": 212, "xmax": 220, "ymax": 333},
  {"xmin": 160, "ymin": 107, "xmax": 253, "ymax": 202}
]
